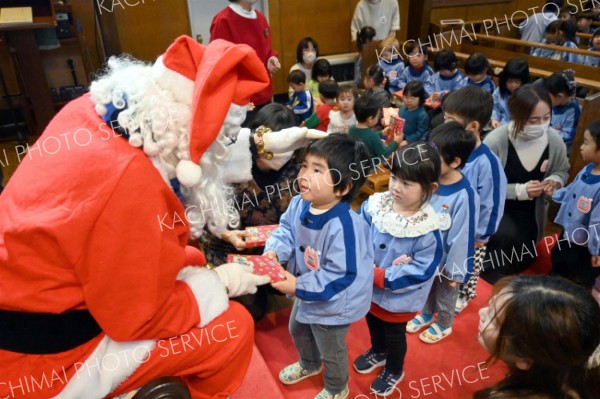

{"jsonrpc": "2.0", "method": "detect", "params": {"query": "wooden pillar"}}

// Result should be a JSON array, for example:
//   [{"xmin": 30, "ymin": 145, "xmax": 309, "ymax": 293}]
[{"xmin": 406, "ymin": 0, "xmax": 432, "ymax": 40}]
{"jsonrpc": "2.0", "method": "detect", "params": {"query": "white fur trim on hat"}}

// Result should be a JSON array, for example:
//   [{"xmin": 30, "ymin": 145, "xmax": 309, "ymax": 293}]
[
  {"xmin": 177, "ymin": 266, "xmax": 229, "ymax": 328},
  {"xmin": 176, "ymin": 159, "xmax": 202, "ymax": 187},
  {"xmin": 152, "ymin": 56, "xmax": 194, "ymax": 106}
]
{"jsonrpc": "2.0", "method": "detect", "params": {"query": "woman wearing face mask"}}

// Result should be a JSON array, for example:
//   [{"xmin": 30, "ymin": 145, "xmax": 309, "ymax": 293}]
[
  {"xmin": 211, "ymin": 0, "xmax": 281, "ymax": 126},
  {"xmin": 481, "ymin": 85, "xmax": 570, "ymax": 284},
  {"xmin": 288, "ymin": 37, "xmax": 319, "ymax": 98}
]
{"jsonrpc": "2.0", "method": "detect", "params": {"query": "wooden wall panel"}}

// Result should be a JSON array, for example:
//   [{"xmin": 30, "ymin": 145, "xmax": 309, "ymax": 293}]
[
  {"xmin": 0, "ymin": 34, "xmax": 19, "ymax": 96},
  {"xmin": 269, "ymin": 0, "xmax": 358, "ymax": 95},
  {"xmin": 112, "ymin": 0, "xmax": 191, "ymax": 62}
]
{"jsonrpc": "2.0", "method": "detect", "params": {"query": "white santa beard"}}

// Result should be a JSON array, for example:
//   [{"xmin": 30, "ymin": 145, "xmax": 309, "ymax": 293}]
[{"xmin": 90, "ymin": 56, "xmax": 248, "ymax": 239}]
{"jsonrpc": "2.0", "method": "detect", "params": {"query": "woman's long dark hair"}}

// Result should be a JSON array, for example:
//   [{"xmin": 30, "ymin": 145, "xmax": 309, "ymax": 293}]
[{"xmin": 475, "ymin": 275, "xmax": 600, "ymax": 399}]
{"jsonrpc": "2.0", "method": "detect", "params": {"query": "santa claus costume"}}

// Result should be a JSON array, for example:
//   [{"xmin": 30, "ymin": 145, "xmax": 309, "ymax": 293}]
[{"xmin": 0, "ymin": 36, "xmax": 310, "ymax": 399}]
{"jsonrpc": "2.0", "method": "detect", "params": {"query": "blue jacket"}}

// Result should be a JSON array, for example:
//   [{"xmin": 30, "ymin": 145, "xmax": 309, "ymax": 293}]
[
  {"xmin": 360, "ymin": 193, "xmax": 443, "ymax": 313},
  {"xmin": 398, "ymin": 65, "xmax": 435, "ymax": 97},
  {"xmin": 552, "ymin": 98, "xmax": 581, "ymax": 147},
  {"xmin": 265, "ymin": 196, "xmax": 374, "ymax": 325},
  {"xmin": 532, "ymin": 40, "xmax": 581, "ymax": 64},
  {"xmin": 287, "ymin": 90, "xmax": 313, "ymax": 121},
  {"xmin": 553, "ymin": 163, "xmax": 600, "ymax": 255},
  {"xmin": 467, "ymin": 77, "xmax": 495, "ymax": 94},
  {"xmin": 429, "ymin": 176, "xmax": 479, "ymax": 283},
  {"xmin": 462, "ymin": 143, "xmax": 507, "ymax": 243},
  {"xmin": 492, "ymin": 87, "xmax": 510, "ymax": 124},
  {"xmin": 379, "ymin": 57, "xmax": 405, "ymax": 93},
  {"xmin": 583, "ymin": 48, "xmax": 600, "ymax": 67},
  {"xmin": 431, "ymin": 70, "xmax": 467, "ymax": 95}
]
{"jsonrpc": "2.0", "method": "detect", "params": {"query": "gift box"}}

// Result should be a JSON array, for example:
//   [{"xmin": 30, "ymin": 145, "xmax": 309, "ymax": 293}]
[
  {"xmin": 244, "ymin": 225, "xmax": 279, "ymax": 247},
  {"xmin": 225, "ymin": 254, "xmax": 286, "ymax": 283}
]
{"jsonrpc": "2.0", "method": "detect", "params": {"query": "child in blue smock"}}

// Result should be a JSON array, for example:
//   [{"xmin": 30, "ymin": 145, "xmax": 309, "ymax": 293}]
[
  {"xmin": 266, "ymin": 134, "xmax": 374, "ymax": 399},
  {"xmin": 491, "ymin": 58, "xmax": 530, "ymax": 128},
  {"xmin": 353, "ymin": 143, "xmax": 443, "ymax": 396},
  {"xmin": 407, "ymin": 122, "xmax": 479, "ymax": 343},
  {"xmin": 551, "ymin": 120, "xmax": 600, "ymax": 289},
  {"xmin": 544, "ymin": 70, "xmax": 581, "ymax": 153}
]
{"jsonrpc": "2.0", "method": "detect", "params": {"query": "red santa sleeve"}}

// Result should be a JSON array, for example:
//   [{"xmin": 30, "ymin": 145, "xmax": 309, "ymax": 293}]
[{"xmin": 76, "ymin": 154, "xmax": 229, "ymax": 342}]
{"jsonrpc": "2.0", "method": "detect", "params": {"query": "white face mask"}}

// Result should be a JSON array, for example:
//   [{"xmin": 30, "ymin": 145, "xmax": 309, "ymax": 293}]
[
  {"xmin": 521, "ymin": 121, "xmax": 550, "ymax": 141},
  {"xmin": 303, "ymin": 52, "xmax": 316, "ymax": 64}
]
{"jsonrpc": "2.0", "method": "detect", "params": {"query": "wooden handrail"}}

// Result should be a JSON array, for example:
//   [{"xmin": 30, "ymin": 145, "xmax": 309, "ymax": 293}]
[
  {"xmin": 577, "ymin": 32, "xmax": 593, "ymax": 39},
  {"xmin": 478, "ymin": 34, "xmax": 595, "ymax": 58},
  {"xmin": 452, "ymin": 50, "xmax": 600, "ymax": 91}
]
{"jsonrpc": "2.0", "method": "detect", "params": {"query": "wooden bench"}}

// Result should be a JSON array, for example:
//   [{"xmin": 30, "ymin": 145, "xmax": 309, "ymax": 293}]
[{"xmin": 457, "ymin": 43, "xmax": 600, "ymax": 93}]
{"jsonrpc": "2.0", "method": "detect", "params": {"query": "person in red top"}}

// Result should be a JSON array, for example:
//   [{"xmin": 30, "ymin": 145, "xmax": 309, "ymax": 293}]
[
  {"xmin": 304, "ymin": 79, "xmax": 339, "ymax": 132},
  {"xmin": 0, "ymin": 36, "xmax": 314, "ymax": 399},
  {"xmin": 210, "ymin": 0, "xmax": 281, "ymax": 125}
]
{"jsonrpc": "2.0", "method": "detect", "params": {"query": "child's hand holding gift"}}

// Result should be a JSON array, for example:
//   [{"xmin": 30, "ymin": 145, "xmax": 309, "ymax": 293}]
[{"xmin": 271, "ymin": 270, "xmax": 296, "ymax": 295}]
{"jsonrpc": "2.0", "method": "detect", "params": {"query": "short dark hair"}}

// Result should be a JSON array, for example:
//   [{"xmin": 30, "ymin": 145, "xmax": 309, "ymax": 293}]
[
  {"xmin": 365, "ymin": 64, "xmax": 387, "ymax": 86},
  {"xmin": 296, "ymin": 37, "xmax": 319, "ymax": 64},
  {"xmin": 546, "ymin": 19, "xmax": 562, "ymax": 34},
  {"xmin": 442, "ymin": 85, "xmax": 494, "ymax": 131},
  {"xmin": 312, "ymin": 59, "xmax": 332, "ymax": 81},
  {"xmin": 543, "ymin": 69, "xmax": 577, "ymax": 96},
  {"xmin": 248, "ymin": 103, "xmax": 296, "ymax": 131},
  {"xmin": 403, "ymin": 81, "xmax": 426, "ymax": 107},
  {"xmin": 357, "ymin": 26, "xmax": 376, "ymax": 51},
  {"xmin": 403, "ymin": 41, "xmax": 429, "ymax": 59},
  {"xmin": 465, "ymin": 53, "xmax": 490, "ymax": 75},
  {"xmin": 559, "ymin": 19, "xmax": 578, "ymax": 42},
  {"xmin": 287, "ymin": 69, "xmax": 306, "ymax": 85},
  {"xmin": 499, "ymin": 58, "xmax": 531, "ymax": 97},
  {"xmin": 303, "ymin": 133, "xmax": 371, "ymax": 202},
  {"xmin": 508, "ymin": 84, "xmax": 553, "ymax": 137},
  {"xmin": 587, "ymin": 120, "xmax": 600, "ymax": 148},
  {"xmin": 428, "ymin": 121, "xmax": 476, "ymax": 169},
  {"xmin": 354, "ymin": 96, "xmax": 380, "ymax": 123},
  {"xmin": 545, "ymin": 0, "xmax": 565, "ymax": 13},
  {"xmin": 433, "ymin": 49, "xmax": 458, "ymax": 71},
  {"xmin": 318, "ymin": 79, "xmax": 339, "ymax": 100},
  {"xmin": 337, "ymin": 84, "xmax": 359, "ymax": 100},
  {"xmin": 390, "ymin": 143, "xmax": 441, "ymax": 203}
]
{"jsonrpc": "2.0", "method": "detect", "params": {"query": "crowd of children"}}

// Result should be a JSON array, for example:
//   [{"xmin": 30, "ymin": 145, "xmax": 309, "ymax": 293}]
[{"xmin": 258, "ymin": 16, "xmax": 600, "ymax": 398}]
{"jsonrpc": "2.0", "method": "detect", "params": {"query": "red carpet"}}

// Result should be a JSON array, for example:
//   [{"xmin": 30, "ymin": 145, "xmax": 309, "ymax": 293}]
[{"xmin": 253, "ymin": 280, "xmax": 508, "ymax": 399}]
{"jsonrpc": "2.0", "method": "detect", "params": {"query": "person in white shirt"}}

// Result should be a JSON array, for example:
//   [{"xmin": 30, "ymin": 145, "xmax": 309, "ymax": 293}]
[{"xmin": 351, "ymin": 0, "xmax": 400, "ymax": 43}]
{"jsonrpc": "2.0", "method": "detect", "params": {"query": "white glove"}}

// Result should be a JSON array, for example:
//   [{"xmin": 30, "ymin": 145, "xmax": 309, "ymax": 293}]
[
  {"xmin": 214, "ymin": 263, "xmax": 271, "ymax": 298},
  {"xmin": 262, "ymin": 127, "xmax": 310, "ymax": 154},
  {"xmin": 261, "ymin": 150, "xmax": 295, "ymax": 171}
]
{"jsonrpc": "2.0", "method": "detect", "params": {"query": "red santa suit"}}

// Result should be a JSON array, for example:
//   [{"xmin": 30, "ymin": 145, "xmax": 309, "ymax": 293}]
[
  {"xmin": 210, "ymin": 4, "xmax": 277, "ymax": 106},
  {"xmin": 0, "ymin": 37, "xmax": 269, "ymax": 399}
]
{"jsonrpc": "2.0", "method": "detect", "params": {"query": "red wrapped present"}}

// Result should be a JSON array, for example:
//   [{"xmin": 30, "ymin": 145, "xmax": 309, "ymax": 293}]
[
  {"xmin": 225, "ymin": 254, "xmax": 286, "ymax": 283},
  {"xmin": 244, "ymin": 224, "xmax": 278, "ymax": 247}
]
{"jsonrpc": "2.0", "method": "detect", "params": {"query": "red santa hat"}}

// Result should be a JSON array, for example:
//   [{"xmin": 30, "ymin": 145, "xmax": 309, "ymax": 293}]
[{"xmin": 152, "ymin": 36, "xmax": 270, "ymax": 187}]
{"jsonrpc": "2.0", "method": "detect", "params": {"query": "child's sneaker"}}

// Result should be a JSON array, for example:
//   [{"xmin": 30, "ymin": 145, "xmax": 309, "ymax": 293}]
[
  {"xmin": 279, "ymin": 362, "xmax": 322, "ymax": 385},
  {"xmin": 354, "ymin": 348, "xmax": 386, "ymax": 373},
  {"xmin": 314, "ymin": 385, "xmax": 349, "ymax": 399},
  {"xmin": 370, "ymin": 368, "xmax": 405, "ymax": 397}
]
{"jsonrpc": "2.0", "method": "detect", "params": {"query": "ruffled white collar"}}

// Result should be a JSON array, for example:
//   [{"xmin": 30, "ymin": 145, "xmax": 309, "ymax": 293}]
[{"xmin": 367, "ymin": 192, "xmax": 440, "ymax": 237}]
